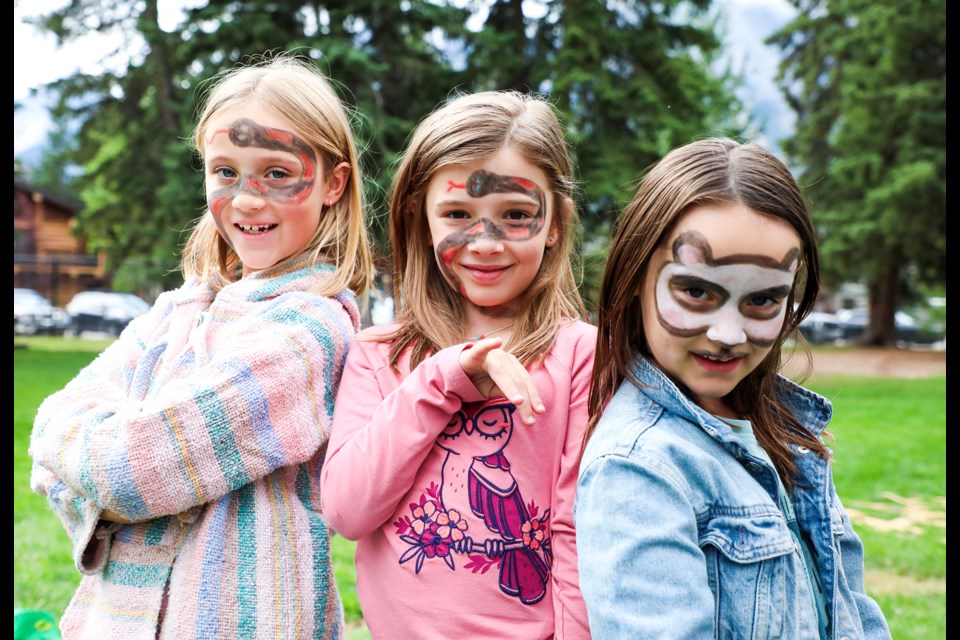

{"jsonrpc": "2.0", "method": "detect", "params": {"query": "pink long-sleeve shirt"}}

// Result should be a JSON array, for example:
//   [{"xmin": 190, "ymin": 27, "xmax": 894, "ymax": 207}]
[{"xmin": 321, "ymin": 319, "xmax": 595, "ymax": 639}]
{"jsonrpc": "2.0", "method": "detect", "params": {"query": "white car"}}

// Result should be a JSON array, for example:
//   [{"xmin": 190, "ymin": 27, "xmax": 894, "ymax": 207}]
[
  {"xmin": 66, "ymin": 290, "xmax": 151, "ymax": 337},
  {"xmin": 14, "ymin": 288, "xmax": 71, "ymax": 336},
  {"xmin": 797, "ymin": 311, "xmax": 844, "ymax": 344}
]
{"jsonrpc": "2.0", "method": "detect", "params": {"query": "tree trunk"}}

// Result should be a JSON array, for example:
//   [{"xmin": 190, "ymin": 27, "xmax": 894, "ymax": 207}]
[{"xmin": 866, "ymin": 266, "xmax": 899, "ymax": 346}]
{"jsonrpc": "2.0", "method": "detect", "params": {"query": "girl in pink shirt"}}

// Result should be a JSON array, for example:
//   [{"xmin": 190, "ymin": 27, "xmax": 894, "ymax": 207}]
[{"xmin": 321, "ymin": 90, "xmax": 594, "ymax": 639}]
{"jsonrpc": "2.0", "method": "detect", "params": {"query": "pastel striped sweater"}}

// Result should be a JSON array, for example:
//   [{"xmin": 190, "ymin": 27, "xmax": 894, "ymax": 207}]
[{"xmin": 29, "ymin": 257, "xmax": 358, "ymax": 639}]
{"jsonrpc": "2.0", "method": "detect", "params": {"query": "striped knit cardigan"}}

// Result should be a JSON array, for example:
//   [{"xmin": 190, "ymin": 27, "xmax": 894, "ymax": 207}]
[{"xmin": 29, "ymin": 257, "xmax": 359, "ymax": 639}]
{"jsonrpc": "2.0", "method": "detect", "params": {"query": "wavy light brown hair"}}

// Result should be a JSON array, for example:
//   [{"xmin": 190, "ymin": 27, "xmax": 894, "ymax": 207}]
[
  {"xmin": 383, "ymin": 90, "xmax": 588, "ymax": 370},
  {"xmin": 181, "ymin": 53, "xmax": 373, "ymax": 297},
  {"xmin": 585, "ymin": 137, "xmax": 827, "ymax": 490}
]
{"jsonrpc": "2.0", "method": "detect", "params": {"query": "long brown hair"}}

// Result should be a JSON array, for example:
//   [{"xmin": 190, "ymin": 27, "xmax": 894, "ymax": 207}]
[
  {"xmin": 182, "ymin": 52, "xmax": 373, "ymax": 297},
  {"xmin": 383, "ymin": 90, "xmax": 588, "ymax": 370},
  {"xmin": 585, "ymin": 137, "xmax": 827, "ymax": 490}
]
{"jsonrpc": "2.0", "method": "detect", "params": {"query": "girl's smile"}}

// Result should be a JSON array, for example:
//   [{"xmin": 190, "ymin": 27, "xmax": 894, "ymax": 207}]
[{"xmin": 643, "ymin": 203, "xmax": 800, "ymax": 417}]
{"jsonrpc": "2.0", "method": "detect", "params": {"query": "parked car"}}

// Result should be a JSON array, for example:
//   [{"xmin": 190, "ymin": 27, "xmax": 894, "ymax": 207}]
[
  {"xmin": 65, "ymin": 290, "xmax": 151, "ymax": 337},
  {"xmin": 835, "ymin": 308, "xmax": 921, "ymax": 344},
  {"xmin": 797, "ymin": 311, "xmax": 845, "ymax": 344},
  {"xmin": 14, "ymin": 288, "xmax": 71, "ymax": 336}
]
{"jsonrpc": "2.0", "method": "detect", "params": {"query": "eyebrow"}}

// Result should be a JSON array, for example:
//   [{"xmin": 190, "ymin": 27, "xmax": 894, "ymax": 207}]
[
  {"xmin": 432, "ymin": 194, "xmax": 540, "ymax": 208},
  {"xmin": 670, "ymin": 275, "xmax": 730, "ymax": 302},
  {"xmin": 751, "ymin": 284, "xmax": 793, "ymax": 299},
  {"xmin": 670, "ymin": 274, "xmax": 793, "ymax": 299},
  {"xmin": 204, "ymin": 152, "xmax": 303, "ymax": 165}
]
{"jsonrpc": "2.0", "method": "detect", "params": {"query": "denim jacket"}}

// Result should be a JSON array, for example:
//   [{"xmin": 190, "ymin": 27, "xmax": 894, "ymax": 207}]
[{"xmin": 574, "ymin": 356, "xmax": 891, "ymax": 640}]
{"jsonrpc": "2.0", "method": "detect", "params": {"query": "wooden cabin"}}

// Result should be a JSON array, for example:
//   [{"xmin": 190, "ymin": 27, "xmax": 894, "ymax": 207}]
[{"xmin": 14, "ymin": 180, "xmax": 106, "ymax": 307}]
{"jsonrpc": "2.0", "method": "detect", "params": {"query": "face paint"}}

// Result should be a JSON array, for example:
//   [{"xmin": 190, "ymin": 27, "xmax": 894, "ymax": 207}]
[
  {"xmin": 654, "ymin": 230, "xmax": 799, "ymax": 348},
  {"xmin": 205, "ymin": 118, "xmax": 317, "ymax": 215},
  {"xmin": 434, "ymin": 169, "xmax": 547, "ymax": 297}
]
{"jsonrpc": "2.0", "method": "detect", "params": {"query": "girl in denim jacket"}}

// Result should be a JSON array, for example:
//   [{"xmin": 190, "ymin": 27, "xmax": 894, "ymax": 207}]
[{"xmin": 574, "ymin": 138, "xmax": 891, "ymax": 639}]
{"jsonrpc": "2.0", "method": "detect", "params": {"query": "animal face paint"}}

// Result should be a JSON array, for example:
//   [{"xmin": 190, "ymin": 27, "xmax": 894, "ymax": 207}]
[
  {"xmin": 205, "ymin": 117, "xmax": 317, "ymax": 217},
  {"xmin": 434, "ymin": 169, "xmax": 547, "ymax": 295},
  {"xmin": 654, "ymin": 230, "xmax": 799, "ymax": 348}
]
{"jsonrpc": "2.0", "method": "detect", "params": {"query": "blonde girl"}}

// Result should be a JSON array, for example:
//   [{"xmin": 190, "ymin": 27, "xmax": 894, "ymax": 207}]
[{"xmin": 29, "ymin": 53, "xmax": 373, "ymax": 639}]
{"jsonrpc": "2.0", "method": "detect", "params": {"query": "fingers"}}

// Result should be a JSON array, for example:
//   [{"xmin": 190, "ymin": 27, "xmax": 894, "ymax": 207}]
[
  {"xmin": 459, "ymin": 337, "xmax": 503, "ymax": 376},
  {"xmin": 459, "ymin": 340, "xmax": 546, "ymax": 425}
]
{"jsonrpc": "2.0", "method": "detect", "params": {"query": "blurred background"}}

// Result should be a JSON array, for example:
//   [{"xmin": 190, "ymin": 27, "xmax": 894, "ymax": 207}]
[{"xmin": 13, "ymin": 0, "xmax": 945, "ymax": 345}]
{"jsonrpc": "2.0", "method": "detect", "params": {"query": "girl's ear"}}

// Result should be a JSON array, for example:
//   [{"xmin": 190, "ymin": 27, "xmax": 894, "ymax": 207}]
[
  {"xmin": 323, "ymin": 162, "xmax": 351, "ymax": 206},
  {"xmin": 546, "ymin": 196, "xmax": 573, "ymax": 248}
]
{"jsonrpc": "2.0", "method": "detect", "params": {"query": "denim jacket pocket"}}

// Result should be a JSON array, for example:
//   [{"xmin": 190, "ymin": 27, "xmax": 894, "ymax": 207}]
[
  {"xmin": 700, "ymin": 509, "xmax": 794, "ymax": 562},
  {"xmin": 700, "ymin": 510, "xmax": 801, "ymax": 639}
]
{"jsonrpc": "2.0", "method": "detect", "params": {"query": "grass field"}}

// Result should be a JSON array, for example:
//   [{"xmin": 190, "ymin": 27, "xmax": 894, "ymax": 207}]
[{"xmin": 14, "ymin": 337, "xmax": 945, "ymax": 638}]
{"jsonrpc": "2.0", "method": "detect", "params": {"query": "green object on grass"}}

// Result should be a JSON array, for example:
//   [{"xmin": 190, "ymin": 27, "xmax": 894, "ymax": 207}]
[{"xmin": 14, "ymin": 609, "xmax": 62, "ymax": 640}]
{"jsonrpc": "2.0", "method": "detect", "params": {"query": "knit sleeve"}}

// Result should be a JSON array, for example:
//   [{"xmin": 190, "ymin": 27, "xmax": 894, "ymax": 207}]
[
  {"xmin": 29, "ymin": 460, "xmax": 120, "ymax": 575},
  {"xmin": 320, "ymin": 341, "xmax": 485, "ymax": 540},
  {"xmin": 28, "ymin": 298, "xmax": 155, "ymax": 538},
  {"xmin": 29, "ymin": 293, "xmax": 354, "ymax": 523}
]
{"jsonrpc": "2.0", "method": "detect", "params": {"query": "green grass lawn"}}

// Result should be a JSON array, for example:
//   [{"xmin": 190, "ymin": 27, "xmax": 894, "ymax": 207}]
[
  {"xmin": 15, "ymin": 338, "xmax": 944, "ymax": 638},
  {"xmin": 800, "ymin": 374, "xmax": 946, "ymax": 638}
]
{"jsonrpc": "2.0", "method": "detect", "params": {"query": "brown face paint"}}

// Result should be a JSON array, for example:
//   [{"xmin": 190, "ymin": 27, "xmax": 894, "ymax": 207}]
[
  {"xmin": 206, "ymin": 118, "xmax": 318, "ymax": 215},
  {"xmin": 654, "ymin": 230, "xmax": 799, "ymax": 348},
  {"xmin": 434, "ymin": 169, "xmax": 547, "ymax": 305}
]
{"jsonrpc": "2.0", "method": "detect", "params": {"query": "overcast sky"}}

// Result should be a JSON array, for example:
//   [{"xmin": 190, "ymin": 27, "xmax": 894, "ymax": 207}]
[{"xmin": 14, "ymin": 0, "xmax": 796, "ymax": 156}]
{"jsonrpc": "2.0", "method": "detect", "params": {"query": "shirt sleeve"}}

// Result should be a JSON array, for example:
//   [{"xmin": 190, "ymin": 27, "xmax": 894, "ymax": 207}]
[
  {"xmin": 320, "ymin": 342, "xmax": 485, "ymax": 540},
  {"xmin": 550, "ymin": 331, "xmax": 594, "ymax": 639},
  {"xmin": 29, "ymin": 294, "xmax": 352, "ymax": 524},
  {"xmin": 575, "ymin": 451, "xmax": 715, "ymax": 637}
]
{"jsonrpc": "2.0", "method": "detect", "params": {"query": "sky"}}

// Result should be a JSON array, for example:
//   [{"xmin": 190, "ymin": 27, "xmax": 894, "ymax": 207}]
[{"xmin": 13, "ymin": 0, "xmax": 796, "ymax": 157}]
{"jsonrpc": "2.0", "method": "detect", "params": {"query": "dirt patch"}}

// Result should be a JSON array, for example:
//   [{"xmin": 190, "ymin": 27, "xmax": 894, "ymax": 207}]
[
  {"xmin": 783, "ymin": 346, "xmax": 946, "ymax": 379},
  {"xmin": 865, "ymin": 569, "xmax": 945, "ymax": 596},
  {"xmin": 846, "ymin": 493, "xmax": 946, "ymax": 537}
]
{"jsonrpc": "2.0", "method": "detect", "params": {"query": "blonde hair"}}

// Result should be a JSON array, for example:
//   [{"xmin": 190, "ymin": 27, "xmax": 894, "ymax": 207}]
[
  {"xmin": 181, "ymin": 53, "xmax": 373, "ymax": 297},
  {"xmin": 385, "ymin": 90, "xmax": 587, "ymax": 369},
  {"xmin": 585, "ymin": 137, "xmax": 827, "ymax": 489}
]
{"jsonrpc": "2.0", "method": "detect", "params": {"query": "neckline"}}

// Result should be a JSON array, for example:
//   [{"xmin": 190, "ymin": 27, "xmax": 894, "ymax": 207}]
[{"xmin": 468, "ymin": 322, "xmax": 515, "ymax": 341}]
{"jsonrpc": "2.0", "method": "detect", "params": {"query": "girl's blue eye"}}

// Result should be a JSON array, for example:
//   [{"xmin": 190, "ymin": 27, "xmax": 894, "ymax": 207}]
[
  {"xmin": 446, "ymin": 210, "xmax": 470, "ymax": 220},
  {"xmin": 215, "ymin": 167, "xmax": 237, "ymax": 179},
  {"xmin": 267, "ymin": 168, "xmax": 289, "ymax": 180},
  {"xmin": 686, "ymin": 287, "xmax": 708, "ymax": 300}
]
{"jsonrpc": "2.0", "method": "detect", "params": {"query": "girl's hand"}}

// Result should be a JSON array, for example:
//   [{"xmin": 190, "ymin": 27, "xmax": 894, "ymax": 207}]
[{"xmin": 459, "ymin": 338, "xmax": 546, "ymax": 425}]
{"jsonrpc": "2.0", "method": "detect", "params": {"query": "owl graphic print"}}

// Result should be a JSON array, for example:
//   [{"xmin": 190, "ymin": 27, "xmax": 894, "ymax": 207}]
[
  {"xmin": 396, "ymin": 399, "xmax": 552, "ymax": 604},
  {"xmin": 320, "ymin": 321, "xmax": 596, "ymax": 638}
]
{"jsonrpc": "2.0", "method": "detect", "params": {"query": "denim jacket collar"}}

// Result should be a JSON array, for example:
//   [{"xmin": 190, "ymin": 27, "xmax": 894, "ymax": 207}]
[{"xmin": 627, "ymin": 354, "xmax": 833, "ymax": 446}]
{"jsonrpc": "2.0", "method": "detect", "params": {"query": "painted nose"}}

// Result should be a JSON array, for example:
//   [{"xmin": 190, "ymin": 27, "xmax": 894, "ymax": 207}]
[
  {"xmin": 232, "ymin": 192, "xmax": 266, "ymax": 212},
  {"xmin": 705, "ymin": 307, "xmax": 748, "ymax": 346},
  {"xmin": 466, "ymin": 220, "xmax": 505, "ymax": 254},
  {"xmin": 232, "ymin": 178, "xmax": 267, "ymax": 211},
  {"xmin": 467, "ymin": 234, "xmax": 504, "ymax": 254}
]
